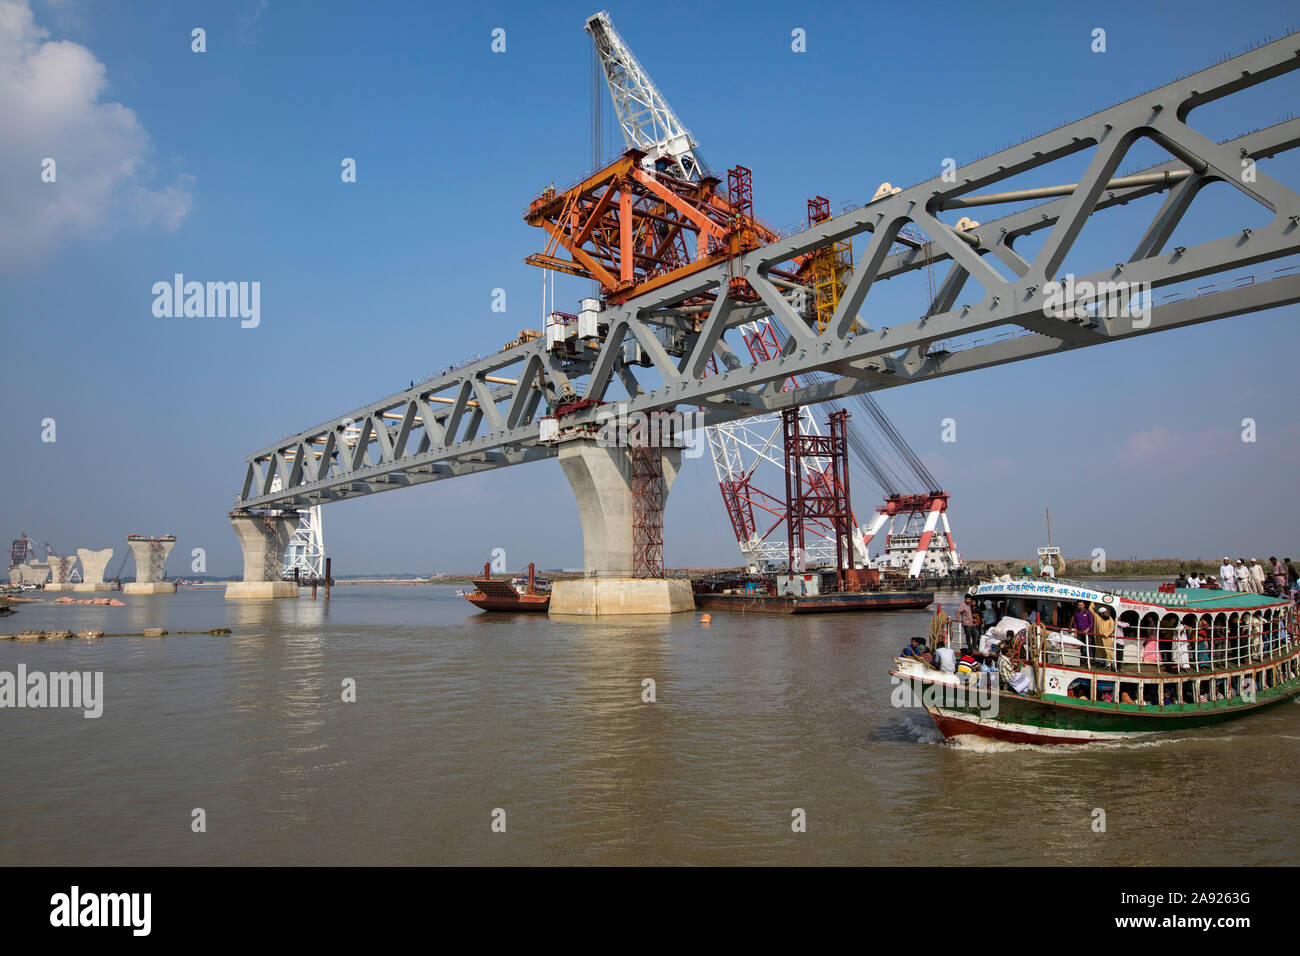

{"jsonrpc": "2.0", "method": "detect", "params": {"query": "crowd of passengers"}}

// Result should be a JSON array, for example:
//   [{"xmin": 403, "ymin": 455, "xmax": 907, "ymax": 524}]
[{"xmin": 901, "ymin": 592, "xmax": 1297, "ymax": 683}]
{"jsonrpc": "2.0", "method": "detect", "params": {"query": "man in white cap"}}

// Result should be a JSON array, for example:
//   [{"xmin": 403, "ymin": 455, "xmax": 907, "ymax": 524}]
[
  {"xmin": 1250, "ymin": 559, "xmax": 1266, "ymax": 594},
  {"xmin": 1235, "ymin": 560, "xmax": 1252, "ymax": 592},
  {"xmin": 1220, "ymin": 557, "xmax": 1236, "ymax": 591}
]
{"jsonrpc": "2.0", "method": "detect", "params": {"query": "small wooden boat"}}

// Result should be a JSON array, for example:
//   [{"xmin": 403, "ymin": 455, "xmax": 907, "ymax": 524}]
[{"xmin": 463, "ymin": 562, "xmax": 551, "ymax": 613}]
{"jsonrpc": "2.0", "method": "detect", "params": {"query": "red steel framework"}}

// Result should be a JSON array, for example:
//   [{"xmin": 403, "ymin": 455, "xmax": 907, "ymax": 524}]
[
  {"xmin": 9, "ymin": 534, "xmax": 36, "ymax": 569},
  {"xmin": 715, "ymin": 319, "xmax": 858, "ymax": 561},
  {"xmin": 783, "ymin": 408, "xmax": 853, "ymax": 586},
  {"xmin": 524, "ymin": 149, "xmax": 792, "ymax": 304},
  {"xmin": 630, "ymin": 444, "xmax": 665, "ymax": 577}
]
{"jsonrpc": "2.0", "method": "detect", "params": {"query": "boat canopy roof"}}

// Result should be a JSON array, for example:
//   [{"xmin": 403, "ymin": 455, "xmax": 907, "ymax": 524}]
[{"xmin": 970, "ymin": 578, "xmax": 1290, "ymax": 613}]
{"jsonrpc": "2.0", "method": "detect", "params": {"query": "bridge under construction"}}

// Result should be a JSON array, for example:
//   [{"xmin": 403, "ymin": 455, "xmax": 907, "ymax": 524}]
[{"xmin": 228, "ymin": 24, "xmax": 1300, "ymax": 613}]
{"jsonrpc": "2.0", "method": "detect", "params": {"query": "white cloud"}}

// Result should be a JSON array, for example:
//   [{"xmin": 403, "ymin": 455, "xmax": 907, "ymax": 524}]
[
  {"xmin": 0, "ymin": 0, "xmax": 193, "ymax": 269},
  {"xmin": 237, "ymin": 0, "xmax": 269, "ymax": 46}
]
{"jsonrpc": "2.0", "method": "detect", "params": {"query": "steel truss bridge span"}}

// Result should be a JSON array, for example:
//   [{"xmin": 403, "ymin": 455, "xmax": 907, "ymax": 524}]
[{"xmin": 236, "ymin": 35, "xmax": 1300, "ymax": 513}]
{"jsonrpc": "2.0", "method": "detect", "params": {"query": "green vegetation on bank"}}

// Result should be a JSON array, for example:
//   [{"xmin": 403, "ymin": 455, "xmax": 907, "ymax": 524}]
[{"xmin": 966, "ymin": 558, "xmax": 1284, "ymax": 578}]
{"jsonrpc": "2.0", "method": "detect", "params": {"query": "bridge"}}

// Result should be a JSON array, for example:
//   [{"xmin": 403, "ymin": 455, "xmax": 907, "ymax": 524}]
[{"xmin": 228, "ymin": 33, "xmax": 1300, "ymax": 610}]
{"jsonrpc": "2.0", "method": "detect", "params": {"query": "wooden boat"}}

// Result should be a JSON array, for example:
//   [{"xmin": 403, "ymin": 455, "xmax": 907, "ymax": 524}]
[
  {"xmin": 892, "ymin": 577, "xmax": 1300, "ymax": 744},
  {"xmin": 462, "ymin": 562, "xmax": 550, "ymax": 613}
]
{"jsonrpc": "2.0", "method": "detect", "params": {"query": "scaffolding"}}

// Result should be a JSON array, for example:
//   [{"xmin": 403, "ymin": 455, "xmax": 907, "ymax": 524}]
[
  {"xmin": 806, "ymin": 196, "xmax": 853, "ymax": 334},
  {"xmin": 630, "ymin": 445, "xmax": 665, "ymax": 578},
  {"xmin": 784, "ymin": 408, "xmax": 853, "ymax": 587}
]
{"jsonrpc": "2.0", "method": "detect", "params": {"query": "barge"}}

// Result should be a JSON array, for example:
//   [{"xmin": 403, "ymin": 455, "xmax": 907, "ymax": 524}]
[
  {"xmin": 693, "ymin": 569, "xmax": 933, "ymax": 614},
  {"xmin": 462, "ymin": 562, "xmax": 551, "ymax": 613}
]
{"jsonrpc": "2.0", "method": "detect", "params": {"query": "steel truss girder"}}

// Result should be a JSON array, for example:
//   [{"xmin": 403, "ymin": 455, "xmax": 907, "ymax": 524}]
[{"xmin": 237, "ymin": 34, "xmax": 1300, "ymax": 511}]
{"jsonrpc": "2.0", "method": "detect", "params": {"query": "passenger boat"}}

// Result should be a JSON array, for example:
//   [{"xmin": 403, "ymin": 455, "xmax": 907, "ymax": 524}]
[
  {"xmin": 891, "ymin": 577, "xmax": 1300, "ymax": 745},
  {"xmin": 462, "ymin": 562, "xmax": 551, "ymax": 613}
]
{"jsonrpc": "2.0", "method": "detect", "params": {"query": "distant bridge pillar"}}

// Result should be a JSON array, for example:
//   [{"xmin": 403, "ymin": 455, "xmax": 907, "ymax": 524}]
[
  {"xmin": 226, "ymin": 512, "xmax": 300, "ymax": 600},
  {"xmin": 124, "ymin": 535, "xmax": 178, "ymax": 594},
  {"xmin": 45, "ymin": 554, "xmax": 79, "ymax": 592},
  {"xmin": 20, "ymin": 562, "xmax": 50, "ymax": 587},
  {"xmin": 75, "ymin": 547, "xmax": 114, "ymax": 592},
  {"xmin": 549, "ymin": 438, "xmax": 693, "ymax": 615}
]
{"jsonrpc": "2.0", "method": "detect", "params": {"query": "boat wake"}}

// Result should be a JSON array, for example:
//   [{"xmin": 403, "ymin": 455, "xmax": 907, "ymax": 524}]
[
  {"xmin": 945, "ymin": 733, "xmax": 1204, "ymax": 754},
  {"xmin": 871, "ymin": 712, "xmax": 946, "ymax": 745}
]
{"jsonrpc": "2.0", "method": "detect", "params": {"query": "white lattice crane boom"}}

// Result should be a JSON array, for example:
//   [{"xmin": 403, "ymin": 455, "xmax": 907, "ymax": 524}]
[{"xmin": 585, "ymin": 10, "xmax": 703, "ymax": 182}]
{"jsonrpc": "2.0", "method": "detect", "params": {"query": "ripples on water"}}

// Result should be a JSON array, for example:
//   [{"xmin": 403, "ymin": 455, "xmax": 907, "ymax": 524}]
[{"xmin": 1, "ymin": 584, "xmax": 1297, "ymax": 865}]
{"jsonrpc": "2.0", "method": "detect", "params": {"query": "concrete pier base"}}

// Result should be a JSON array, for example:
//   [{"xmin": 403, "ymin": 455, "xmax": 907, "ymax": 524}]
[
  {"xmin": 550, "ymin": 577, "xmax": 694, "ymax": 616},
  {"xmin": 225, "ymin": 581, "xmax": 299, "ymax": 600},
  {"xmin": 551, "ymin": 438, "xmax": 688, "ymax": 615},
  {"xmin": 226, "ymin": 512, "xmax": 299, "ymax": 600},
  {"xmin": 124, "ymin": 582, "xmax": 178, "ymax": 595},
  {"xmin": 73, "ymin": 582, "xmax": 115, "ymax": 593},
  {"xmin": 45, "ymin": 583, "xmax": 76, "ymax": 592}
]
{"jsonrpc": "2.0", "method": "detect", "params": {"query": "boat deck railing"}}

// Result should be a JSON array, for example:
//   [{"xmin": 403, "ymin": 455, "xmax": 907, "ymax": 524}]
[{"xmin": 931, "ymin": 616, "xmax": 1298, "ymax": 679}]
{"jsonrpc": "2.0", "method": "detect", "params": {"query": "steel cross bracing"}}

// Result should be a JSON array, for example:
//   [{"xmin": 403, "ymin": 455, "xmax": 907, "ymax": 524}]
[{"xmin": 236, "ymin": 36, "xmax": 1300, "ymax": 512}]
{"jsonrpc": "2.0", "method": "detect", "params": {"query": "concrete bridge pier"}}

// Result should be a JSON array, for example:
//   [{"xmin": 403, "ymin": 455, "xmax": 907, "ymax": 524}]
[
  {"xmin": 124, "ymin": 535, "xmax": 178, "ymax": 594},
  {"xmin": 45, "ymin": 554, "xmax": 78, "ymax": 592},
  {"xmin": 226, "ymin": 512, "xmax": 300, "ymax": 600},
  {"xmin": 19, "ymin": 562, "xmax": 50, "ymax": 587},
  {"xmin": 549, "ymin": 438, "xmax": 694, "ymax": 616},
  {"xmin": 75, "ymin": 548, "xmax": 114, "ymax": 591}
]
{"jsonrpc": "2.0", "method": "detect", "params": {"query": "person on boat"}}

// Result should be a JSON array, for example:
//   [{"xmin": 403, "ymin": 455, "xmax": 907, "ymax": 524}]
[
  {"xmin": 997, "ymin": 649, "xmax": 1017, "ymax": 687},
  {"xmin": 1286, "ymin": 558, "xmax": 1298, "ymax": 595},
  {"xmin": 1142, "ymin": 629, "xmax": 1160, "ymax": 666},
  {"xmin": 935, "ymin": 642, "xmax": 957, "ymax": 674},
  {"xmin": 981, "ymin": 600, "xmax": 997, "ymax": 630},
  {"xmin": 929, "ymin": 606, "xmax": 951, "ymax": 648},
  {"xmin": 956, "ymin": 648, "xmax": 979, "ymax": 680},
  {"xmin": 1175, "ymin": 572, "xmax": 1188, "ymax": 588},
  {"xmin": 1235, "ymin": 560, "xmax": 1252, "ymax": 593},
  {"xmin": 1071, "ymin": 601, "xmax": 1095, "ymax": 664},
  {"xmin": 1251, "ymin": 559, "xmax": 1266, "ymax": 593},
  {"xmin": 1249, "ymin": 615, "xmax": 1264, "ymax": 661},
  {"xmin": 1220, "ymin": 557, "xmax": 1236, "ymax": 590},
  {"xmin": 956, "ymin": 599, "xmax": 975, "ymax": 644},
  {"xmin": 979, "ymin": 653, "xmax": 998, "ymax": 684},
  {"xmin": 1092, "ymin": 604, "xmax": 1116, "ymax": 667},
  {"xmin": 1272, "ymin": 557, "xmax": 1287, "ymax": 592},
  {"xmin": 1173, "ymin": 620, "xmax": 1192, "ymax": 671}
]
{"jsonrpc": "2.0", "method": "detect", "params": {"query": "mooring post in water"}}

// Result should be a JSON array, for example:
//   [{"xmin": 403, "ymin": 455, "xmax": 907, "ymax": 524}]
[
  {"xmin": 311, "ymin": 579, "xmax": 317, "ymax": 600},
  {"xmin": 325, "ymin": 558, "xmax": 332, "ymax": 599}
]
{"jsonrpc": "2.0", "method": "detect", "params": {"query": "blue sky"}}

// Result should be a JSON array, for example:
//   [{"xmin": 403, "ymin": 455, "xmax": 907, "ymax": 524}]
[{"xmin": 2, "ymin": 0, "xmax": 1299, "ymax": 576}]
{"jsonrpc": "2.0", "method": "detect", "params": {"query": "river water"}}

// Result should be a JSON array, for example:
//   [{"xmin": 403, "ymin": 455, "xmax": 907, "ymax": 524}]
[{"xmin": 1, "ymin": 580, "xmax": 1297, "ymax": 866}]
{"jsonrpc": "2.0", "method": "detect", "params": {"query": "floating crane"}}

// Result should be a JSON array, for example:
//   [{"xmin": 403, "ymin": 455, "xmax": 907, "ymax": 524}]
[{"xmin": 569, "ymin": 10, "xmax": 963, "ymax": 577}]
